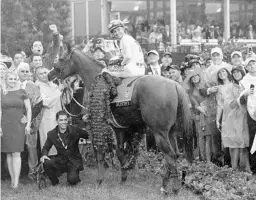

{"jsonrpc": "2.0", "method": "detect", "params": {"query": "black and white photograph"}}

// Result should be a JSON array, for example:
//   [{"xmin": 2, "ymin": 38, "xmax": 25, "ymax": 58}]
[{"xmin": 1, "ymin": 0, "xmax": 256, "ymax": 199}]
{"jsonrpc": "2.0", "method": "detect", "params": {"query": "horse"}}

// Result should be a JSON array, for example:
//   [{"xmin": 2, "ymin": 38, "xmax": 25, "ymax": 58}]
[{"xmin": 48, "ymin": 43, "xmax": 193, "ymax": 194}]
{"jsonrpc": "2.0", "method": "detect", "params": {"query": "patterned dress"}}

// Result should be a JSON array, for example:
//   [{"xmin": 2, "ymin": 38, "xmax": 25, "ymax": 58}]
[{"xmin": 1, "ymin": 89, "xmax": 28, "ymax": 152}]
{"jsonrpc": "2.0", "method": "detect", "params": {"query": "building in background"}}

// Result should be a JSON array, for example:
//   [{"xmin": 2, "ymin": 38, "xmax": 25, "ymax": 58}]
[
  {"xmin": 70, "ymin": 0, "xmax": 110, "ymax": 43},
  {"xmin": 71, "ymin": 0, "xmax": 256, "ymax": 45}
]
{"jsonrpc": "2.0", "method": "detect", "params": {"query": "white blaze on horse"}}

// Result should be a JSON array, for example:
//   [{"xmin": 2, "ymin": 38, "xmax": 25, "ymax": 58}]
[{"xmin": 48, "ymin": 41, "xmax": 193, "ymax": 194}]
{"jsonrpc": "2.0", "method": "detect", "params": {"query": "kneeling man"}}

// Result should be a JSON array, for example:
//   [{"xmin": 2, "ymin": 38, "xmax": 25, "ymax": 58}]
[{"xmin": 40, "ymin": 111, "xmax": 89, "ymax": 186}]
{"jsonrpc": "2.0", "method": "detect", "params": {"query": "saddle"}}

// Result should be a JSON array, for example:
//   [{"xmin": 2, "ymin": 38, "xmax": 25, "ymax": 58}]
[{"xmin": 102, "ymin": 72, "xmax": 140, "ymax": 105}]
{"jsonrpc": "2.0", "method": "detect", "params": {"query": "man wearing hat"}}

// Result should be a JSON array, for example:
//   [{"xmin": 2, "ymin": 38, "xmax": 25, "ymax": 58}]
[
  {"xmin": 145, "ymin": 50, "xmax": 161, "ymax": 75},
  {"xmin": 201, "ymin": 47, "xmax": 231, "ymax": 86},
  {"xmin": 231, "ymin": 51, "xmax": 244, "ymax": 68},
  {"xmin": 161, "ymin": 52, "xmax": 173, "ymax": 71},
  {"xmin": 102, "ymin": 20, "xmax": 145, "ymax": 78},
  {"xmin": 239, "ymin": 57, "xmax": 256, "ymax": 173}
]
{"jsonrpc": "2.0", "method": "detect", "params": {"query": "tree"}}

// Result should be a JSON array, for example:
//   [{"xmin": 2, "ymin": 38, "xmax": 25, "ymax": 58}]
[{"xmin": 1, "ymin": 0, "xmax": 71, "ymax": 57}]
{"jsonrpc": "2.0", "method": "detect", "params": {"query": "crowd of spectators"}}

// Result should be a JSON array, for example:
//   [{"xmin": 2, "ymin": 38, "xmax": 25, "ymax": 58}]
[
  {"xmin": 142, "ymin": 45, "xmax": 256, "ymax": 174},
  {"xmin": 0, "ymin": 24, "xmax": 66, "ymax": 188},
  {"xmin": 130, "ymin": 19, "xmax": 256, "ymax": 51}
]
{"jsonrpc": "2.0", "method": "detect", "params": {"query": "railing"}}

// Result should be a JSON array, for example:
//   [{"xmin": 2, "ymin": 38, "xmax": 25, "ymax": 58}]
[{"xmin": 72, "ymin": 35, "xmax": 256, "ymax": 59}]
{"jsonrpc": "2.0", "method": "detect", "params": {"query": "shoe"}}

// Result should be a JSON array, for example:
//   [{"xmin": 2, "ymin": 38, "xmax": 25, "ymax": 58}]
[
  {"xmin": 12, "ymin": 183, "xmax": 19, "ymax": 190},
  {"xmin": 51, "ymin": 179, "xmax": 59, "ymax": 186}
]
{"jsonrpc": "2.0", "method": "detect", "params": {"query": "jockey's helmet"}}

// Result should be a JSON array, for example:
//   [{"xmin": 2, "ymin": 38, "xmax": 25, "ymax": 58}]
[{"xmin": 108, "ymin": 20, "xmax": 124, "ymax": 33}]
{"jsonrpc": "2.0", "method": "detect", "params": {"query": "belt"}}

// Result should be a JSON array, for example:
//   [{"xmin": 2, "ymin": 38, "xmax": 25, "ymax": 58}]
[{"xmin": 136, "ymin": 63, "xmax": 144, "ymax": 66}]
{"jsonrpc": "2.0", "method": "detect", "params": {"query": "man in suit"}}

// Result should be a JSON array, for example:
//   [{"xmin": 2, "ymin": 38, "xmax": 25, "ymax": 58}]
[
  {"xmin": 40, "ymin": 111, "xmax": 89, "ymax": 186},
  {"xmin": 145, "ymin": 50, "xmax": 161, "ymax": 75}
]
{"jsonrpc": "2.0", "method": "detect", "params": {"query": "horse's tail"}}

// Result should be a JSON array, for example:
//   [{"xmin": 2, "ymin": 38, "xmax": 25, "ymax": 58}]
[{"xmin": 175, "ymin": 83, "xmax": 193, "ymax": 163}]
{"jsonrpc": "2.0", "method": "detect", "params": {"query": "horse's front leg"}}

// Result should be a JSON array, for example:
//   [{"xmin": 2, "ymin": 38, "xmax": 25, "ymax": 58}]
[
  {"xmin": 117, "ymin": 145, "xmax": 128, "ymax": 184},
  {"xmin": 95, "ymin": 149, "xmax": 105, "ymax": 185},
  {"xmin": 114, "ymin": 128, "xmax": 128, "ymax": 184}
]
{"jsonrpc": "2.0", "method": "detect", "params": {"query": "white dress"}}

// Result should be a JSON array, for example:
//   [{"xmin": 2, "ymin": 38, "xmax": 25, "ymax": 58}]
[{"xmin": 36, "ymin": 80, "xmax": 62, "ymax": 155}]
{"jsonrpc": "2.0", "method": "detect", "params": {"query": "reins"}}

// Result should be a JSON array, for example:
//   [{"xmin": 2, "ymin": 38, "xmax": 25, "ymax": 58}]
[
  {"xmin": 61, "ymin": 88, "xmax": 85, "ymax": 117},
  {"xmin": 60, "ymin": 78, "xmax": 86, "ymax": 117}
]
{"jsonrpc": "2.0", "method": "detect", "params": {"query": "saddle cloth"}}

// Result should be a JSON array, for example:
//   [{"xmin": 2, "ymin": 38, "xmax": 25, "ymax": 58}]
[
  {"xmin": 109, "ymin": 76, "xmax": 141, "ymax": 129},
  {"xmin": 110, "ymin": 76, "xmax": 141, "ymax": 107}
]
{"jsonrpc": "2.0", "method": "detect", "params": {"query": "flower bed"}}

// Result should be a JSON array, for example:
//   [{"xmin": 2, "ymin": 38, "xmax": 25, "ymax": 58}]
[{"xmin": 136, "ymin": 147, "xmax": 256, "ymax": 200}]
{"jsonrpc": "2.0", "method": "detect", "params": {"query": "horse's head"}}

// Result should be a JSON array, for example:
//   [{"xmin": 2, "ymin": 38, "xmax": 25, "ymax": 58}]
[{"xmin": 48, "ymin": 42, "xmax": 77, "ymax": 81}]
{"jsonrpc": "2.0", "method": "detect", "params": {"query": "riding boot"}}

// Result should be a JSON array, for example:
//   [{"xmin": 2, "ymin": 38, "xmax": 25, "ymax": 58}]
[{"xmin": 102, "ymin": 72, "xmax": 118, "ymax": 101}]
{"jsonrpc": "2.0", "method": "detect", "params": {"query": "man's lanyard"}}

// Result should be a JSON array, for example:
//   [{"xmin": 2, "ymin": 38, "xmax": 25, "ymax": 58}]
[{"xmin": 57, "ymin": 131, "xmax": 68, "ymax": 149}]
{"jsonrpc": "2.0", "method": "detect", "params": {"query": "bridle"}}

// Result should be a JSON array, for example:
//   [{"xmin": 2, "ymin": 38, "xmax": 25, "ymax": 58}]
[
  {"xmin": 58, "ymin": 47, "xmax": 76, "ymax": 80},
  {"xmin": 61, "ymin": 87, "xmax": 86, "ymax": 118},
  {"xmin": 57, "ymin": 48, "xmax": 87, "ymax": 117}
]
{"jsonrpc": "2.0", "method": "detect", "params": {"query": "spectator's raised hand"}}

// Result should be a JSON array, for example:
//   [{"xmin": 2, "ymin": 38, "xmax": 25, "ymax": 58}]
[
  {"xmin": 244, "ymin": 87, "xmax": 255, "ymax": 96},
  {"xmin": 49, "ymin": 24, "xmax": 58, "ymax": 34}
]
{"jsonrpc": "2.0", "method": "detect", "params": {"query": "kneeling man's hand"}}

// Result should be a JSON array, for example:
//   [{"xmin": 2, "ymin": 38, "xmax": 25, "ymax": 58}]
[{"xmin": 40, "ymin": 155, "xmax": 50, "ymax": 163}]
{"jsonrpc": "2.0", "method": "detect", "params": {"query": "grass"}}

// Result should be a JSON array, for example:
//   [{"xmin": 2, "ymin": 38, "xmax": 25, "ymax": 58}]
[{"xmin": 1, "ymin": 167, "xmax": 201, "ymax": 200}]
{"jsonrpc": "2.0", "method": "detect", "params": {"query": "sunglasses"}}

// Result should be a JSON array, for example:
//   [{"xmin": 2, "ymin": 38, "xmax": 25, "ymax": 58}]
[{"xmin": 20, "ymin": 70, "xmax": 30, "ymax": 73}]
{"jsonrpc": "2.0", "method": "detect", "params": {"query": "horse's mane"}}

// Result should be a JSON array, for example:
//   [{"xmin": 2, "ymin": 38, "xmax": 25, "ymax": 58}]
[
  {"xmin": 74, "ymin": 48, "xmax": 105, "ymax": 70},
  {"xmin": 83, "ymin": 52, "xmax": 106, "ymax": 69}
]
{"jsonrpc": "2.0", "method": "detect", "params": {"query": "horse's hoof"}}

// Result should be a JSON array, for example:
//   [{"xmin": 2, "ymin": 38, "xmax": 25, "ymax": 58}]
[
  {"xmin": 96, "ymin": 179, "xmax": 103, "ymax": 187},
  {"xmin": 120, "ymin": 178, "xmax": 127, "ymax": 185},
  {"xmin": 160, "ymin": 187, "xmax": 168, "ymax": 196},
  {"xmin": 172, "ymin": 188, "xmax": 180, "ymax": 195}
]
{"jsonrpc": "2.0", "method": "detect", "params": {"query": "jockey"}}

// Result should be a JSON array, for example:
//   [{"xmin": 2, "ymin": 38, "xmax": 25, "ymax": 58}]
[{"xmin": 102, "ymin": 20, "xmax": 145, "ymax": 78}]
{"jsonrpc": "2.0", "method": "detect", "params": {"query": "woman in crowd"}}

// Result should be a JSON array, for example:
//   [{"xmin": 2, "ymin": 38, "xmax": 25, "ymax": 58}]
[
  {"xmin": 184, "ymin": 68, "xmax": 211, "ymax": 163},
  {"xmin": 0, "ymin": 62, "xmax": 8, "ymax": 88},
  {"xmin": 216, "ymin": 67, "xmax": 241, "ymax": 169},
  {"xmin": 1, "ymin": 71, "xmax": 31, "ymax": 188},
  {"xmin": 229, "ymin": 66, "xmax": 251, "ymax": 172}
]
